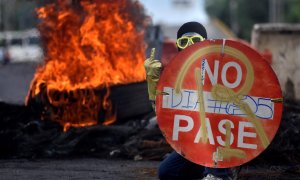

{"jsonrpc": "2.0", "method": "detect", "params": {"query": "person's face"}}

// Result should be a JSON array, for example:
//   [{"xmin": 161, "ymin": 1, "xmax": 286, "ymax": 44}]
[{"xmin": 176, "ymin": 32, "xmax": 205, "ymax": 50}]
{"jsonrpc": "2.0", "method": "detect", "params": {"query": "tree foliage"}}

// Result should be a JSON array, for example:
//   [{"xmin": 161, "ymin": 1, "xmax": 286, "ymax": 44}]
[
  {"xmin": 285, "ymin": 0, "xmax": 300, "ymax": 22},
  {"xmin": 205, "ymin": 0, "xmax": 300, "ymax": 41}
]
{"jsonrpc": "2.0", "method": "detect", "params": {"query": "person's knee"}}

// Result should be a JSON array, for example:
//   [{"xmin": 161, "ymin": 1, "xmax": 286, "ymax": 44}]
[{"xmin": 157, "ymin": 161, "xmax": 169, "ymax": 179}]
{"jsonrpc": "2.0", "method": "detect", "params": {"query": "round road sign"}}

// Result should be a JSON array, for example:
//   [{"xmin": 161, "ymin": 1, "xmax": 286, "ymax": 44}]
[{"xmin": 156, "ymin": 39, "xmax": 283, "ymax": 168}]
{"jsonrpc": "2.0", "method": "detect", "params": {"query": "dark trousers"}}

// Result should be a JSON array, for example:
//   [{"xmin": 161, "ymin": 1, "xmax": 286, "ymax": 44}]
[{"xmin": 158, "ymin": 151, "xmax": 231, "ymax": 180}]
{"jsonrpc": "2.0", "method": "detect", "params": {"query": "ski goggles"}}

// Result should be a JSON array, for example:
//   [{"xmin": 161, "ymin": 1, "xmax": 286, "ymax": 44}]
[{"xmin": 176, "ymin": 35, "xmax": 205, "ymax": 49}]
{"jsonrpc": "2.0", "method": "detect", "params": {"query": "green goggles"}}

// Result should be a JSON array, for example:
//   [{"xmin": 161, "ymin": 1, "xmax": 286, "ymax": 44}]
[{"xmin": 176, "ymin": 35, "xmax": 205, "ymax": 49}]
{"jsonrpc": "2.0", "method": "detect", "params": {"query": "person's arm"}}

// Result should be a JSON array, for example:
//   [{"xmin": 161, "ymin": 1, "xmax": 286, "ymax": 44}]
[{"xmin": 144, "ymin": 48, "xmax": 162, "ymax": 112}]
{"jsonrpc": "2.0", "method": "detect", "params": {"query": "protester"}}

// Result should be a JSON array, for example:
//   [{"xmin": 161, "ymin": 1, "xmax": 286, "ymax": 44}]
[{"xmin": 144, "ymin": 21, "xmax": 232, "ymax": 180}]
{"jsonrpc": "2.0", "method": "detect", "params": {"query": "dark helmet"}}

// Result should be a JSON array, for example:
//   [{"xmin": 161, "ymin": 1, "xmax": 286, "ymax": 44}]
[{"xmin": 177, "ymin": 21, "xmax": 207, "ymax": 40}]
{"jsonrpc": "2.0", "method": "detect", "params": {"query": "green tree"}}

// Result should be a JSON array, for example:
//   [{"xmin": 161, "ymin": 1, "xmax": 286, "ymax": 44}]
[
  {"xmin": 205, "ymin": 0, "xmax": 269, "ymax": 41},
  {"xmin": 284, "ymin": 0, "xmax": 300, "ymax": 22},
  {"xmin": 205, "ymin": 0, "xmax": 230, "ymax": 26},
  {"xmin": 205, "ymin": 0, "xmax": 300, "ymax": 41}
]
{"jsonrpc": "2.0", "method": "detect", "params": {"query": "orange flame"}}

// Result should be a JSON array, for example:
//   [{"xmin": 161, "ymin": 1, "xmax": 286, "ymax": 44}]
[{"xmin": 26, "ymin": 0, "xmax": 147, "ymax": 131}]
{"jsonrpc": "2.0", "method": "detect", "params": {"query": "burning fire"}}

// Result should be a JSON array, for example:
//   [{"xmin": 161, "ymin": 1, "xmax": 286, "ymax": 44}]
[{"xmin": 26, "ymin": 0, "xmax": 148, "ymax": 131}]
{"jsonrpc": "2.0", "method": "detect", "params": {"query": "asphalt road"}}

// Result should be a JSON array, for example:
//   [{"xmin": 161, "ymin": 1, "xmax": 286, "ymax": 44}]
[
  {"xmin": 0, "ymin": 158, "xmax": 159, "ymax": 180},
  {"xmin": 0, "ymin": 62, "xmax": 38, "ymax": 104}
]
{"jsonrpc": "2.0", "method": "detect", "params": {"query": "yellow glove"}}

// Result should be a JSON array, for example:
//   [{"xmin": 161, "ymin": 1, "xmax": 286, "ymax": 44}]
[{"xmin": 144, "ymin": 48, "xmax": 162, "ymax": 101}]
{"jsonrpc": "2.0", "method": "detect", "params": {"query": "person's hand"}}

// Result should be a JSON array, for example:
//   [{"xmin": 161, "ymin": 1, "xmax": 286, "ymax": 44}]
[{"xmin": 144, "ymin": 48, "xmax": 162, "ymax": 101}]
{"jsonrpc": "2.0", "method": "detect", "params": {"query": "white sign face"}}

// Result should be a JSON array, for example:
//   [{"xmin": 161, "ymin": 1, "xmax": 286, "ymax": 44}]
[{"xmin": 162, "ymin": 87, "xmax": 275, "ymax": 120}]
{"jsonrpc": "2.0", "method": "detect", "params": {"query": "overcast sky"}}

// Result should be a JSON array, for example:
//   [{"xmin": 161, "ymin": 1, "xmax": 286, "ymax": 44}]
[{"xmin": 138, "ymin": 0, "xmax": 208, "ymax": 26}]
